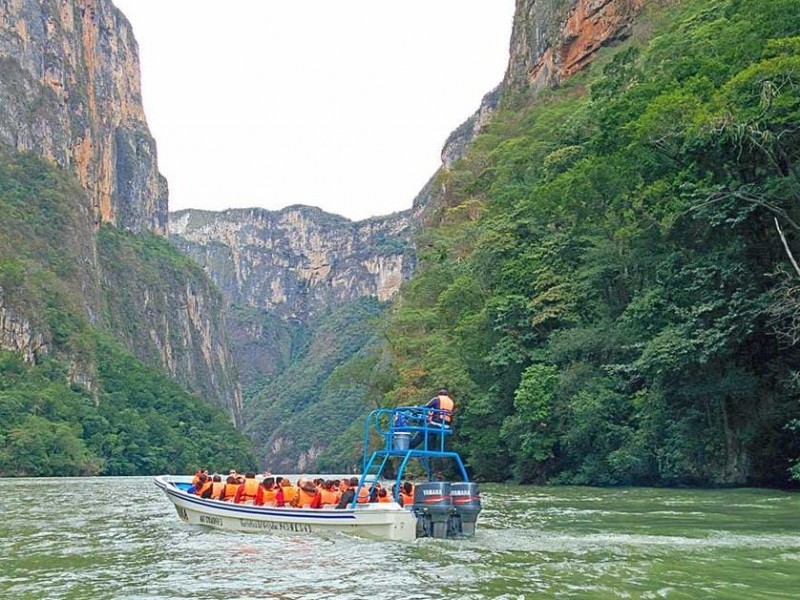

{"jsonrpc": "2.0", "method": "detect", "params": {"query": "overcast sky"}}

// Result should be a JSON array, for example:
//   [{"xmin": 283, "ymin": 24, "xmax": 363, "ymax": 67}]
[{"xmin": 113, "ymin": 1, "xmax": 515, "ymax": 221}]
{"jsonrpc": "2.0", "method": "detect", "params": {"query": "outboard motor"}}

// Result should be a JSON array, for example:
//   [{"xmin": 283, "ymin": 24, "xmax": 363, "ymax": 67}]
[
  {"xmin": 450, "ymin": 482, "xmax": 481, "ymax": 536},
  {"xmin": 412, "ymin": 482, "xmax": 452, "ymax": 539}
]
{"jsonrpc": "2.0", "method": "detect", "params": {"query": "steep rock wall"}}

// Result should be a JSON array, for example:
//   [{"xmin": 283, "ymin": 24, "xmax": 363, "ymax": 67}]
[
  {"xmin": 170, "ymin": 206, "xmax": 416, "ymax": 320},
  {"xmin": 0, "ymin": 2, "xmax": 240, "ymax": 420},
  {"xmin": 97, "ymin": 227, "xmax": 243, "ymax": 423},
  {"xmin": 169, "ymin": 206, "xmax": 415, "ymax": 396},
  {"xmin": 0, "ymin": 0, "xmax": 167, "ymax": 233}
]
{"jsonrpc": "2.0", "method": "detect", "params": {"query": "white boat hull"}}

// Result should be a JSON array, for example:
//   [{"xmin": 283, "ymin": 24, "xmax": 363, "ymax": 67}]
[{"xmin": 154, "ymin": 476, "xmax": 417, "ymax": 541}]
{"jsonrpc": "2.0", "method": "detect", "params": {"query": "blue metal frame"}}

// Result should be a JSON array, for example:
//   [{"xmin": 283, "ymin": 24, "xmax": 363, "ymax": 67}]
[{"xmin": 352, "ymin": 407, "xmax": 469, "ymax": 506}]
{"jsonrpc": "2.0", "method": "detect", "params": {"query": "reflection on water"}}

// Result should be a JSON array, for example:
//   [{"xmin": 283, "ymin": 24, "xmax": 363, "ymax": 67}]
[{"xmin": 1, "ymin": 478, "xmax": 799, "ymax": 599}]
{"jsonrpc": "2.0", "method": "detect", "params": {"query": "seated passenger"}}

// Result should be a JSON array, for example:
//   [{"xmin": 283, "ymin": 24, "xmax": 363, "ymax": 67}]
[
  {"xmin": 357, "ymin": 484, "xmax": 370, "ymax": 504},
  {"xmin": 222, "ymin": 475, "xmax": 239, "ymax": 501},
  {"xmin": 293, "ymin": 478, "xmax": 319, "ymax": 508},
  {"xmin": 318, "ymin": 480, "xmax": 338, "ymax": 507},
  {"xmin": 376, "ymin": 488, "xmax": 391, "ymax": 503},
  {"xmin": 191, "ymin": 469, "xmax": 205, "ymax": 489},
  {"xmin": 276, "ymin": 478, "xmax": 297, "ymax": 507},
  {"xmin": 409, "ymin": 388, "xmax": 455, "ymax": 449},
  {"xmin": 234, "ymin": 472, "xmax": 260, "ymax": 503},
  {"xmin": 195, "ymin": 474, "xmax": 213, "ymax": 497},
  {"xmin": 399, "ymin": 481, "xmax": 414, "ymax": 507},
  {"xmin": 335, "ymin": 477, "xmax": 357, "ymax": 509},
  {"xmin": 369, "ymin": 482, "xmax": 381, "ymax": 503},
  {"xmin": 254, "ymin": 477, "xmax": 277, "ymax": 506},
  {"xmin": 204, "ymin": 474, "xmax": 225, "ymax": 500}
]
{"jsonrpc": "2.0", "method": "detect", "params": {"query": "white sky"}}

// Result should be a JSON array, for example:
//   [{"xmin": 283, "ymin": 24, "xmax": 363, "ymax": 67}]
[{"xmin": 113, "ymin": 1, "xmax": 515, "ymax": 221}]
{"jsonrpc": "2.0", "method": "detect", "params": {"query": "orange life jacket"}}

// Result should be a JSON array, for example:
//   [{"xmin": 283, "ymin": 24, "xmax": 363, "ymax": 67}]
[
  {"xmin": 196, "ymin": 480, "xmax": 213, "ymax": 497},
  {"xmin": 296, "ymin": 488, "xmax": 317, "ymax": 508},
  {"xmin": 236, "ymin": 478, "xmax": 260, "ymax": 502},
  {"xmin": 319, "ymin": 489, "xmax": 338, "ymax": 506},
  {"xmin": 400, "ymin": 491, "xmax": 414, "ymax": 506},
  {"xmin": 211, "ymin": 481, "xmax": 225, "ymax": 499},
  {"xmin": 431, "ymin": 395, "xmax": 454, "ymax": 424},
  {"xmin": 356, "ymin": 487, "xmax": 370, "ymax": 504},
  {"xmin": 261, "ymin": 487, "xmax": 278, "ymax": 504},
  {"xmin": 377, "ymin": 494, "xmax": 391, "ymax": 503},
  {"xmin": 191, "ymin": 471, "xmax": 203, "ymax": 488},
  {"xmin": 281, "ymin": 485, "xmax": 297, "ymax": 504},
  {"xmin": 223, "ymin": 483, "xmax": 239, "ymax": 501}
]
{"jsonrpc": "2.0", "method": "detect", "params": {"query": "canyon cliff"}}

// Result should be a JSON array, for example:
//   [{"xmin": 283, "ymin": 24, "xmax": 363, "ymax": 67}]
[
  {"xmin": 0, "ymin": 0, "xmax": 166, "ymax": 233},
  {"xmin": 170, "ymin": 206, "xmax": 415, "ymax": 319},
  {"xmin": 0, "ymin": 0, "xmax": 241, "ymax": 421},
  {"xmin": 169, "ymin": 206, "xmax": 414, "ymax": 387}
]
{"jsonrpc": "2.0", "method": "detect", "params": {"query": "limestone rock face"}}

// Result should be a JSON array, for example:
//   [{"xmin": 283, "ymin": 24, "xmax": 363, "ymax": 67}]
[
  {"xmin": 0, "ymin": 0, "xmax": 167, "ymax": 234},
  {"xmin": 0, "ymin": 300, "xmax": 46, "ymax": 364},
  {"xmin": 169, "ymin": 206, "xmax": 416, "ymax": 320},
  {"xmin": 98, "ymin": 249, "xmax": 243, "ymax": 424},
  {"xmin": 504, "ymin": 0, "xmax": 645, "ymax": 92}
]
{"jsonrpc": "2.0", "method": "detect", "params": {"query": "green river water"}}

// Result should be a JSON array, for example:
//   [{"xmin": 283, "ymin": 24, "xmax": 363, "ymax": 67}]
[{"xmin": 1, "ymin": 477, "xmax": 798, "ymax": 599}]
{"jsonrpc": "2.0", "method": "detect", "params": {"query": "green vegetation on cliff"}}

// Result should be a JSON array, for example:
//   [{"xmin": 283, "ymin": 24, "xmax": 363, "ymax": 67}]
[
  {"xmin": 381, "ymin": 0, "xmax": 800, "ymax": 486},
  {"xmin": 0, "ymin": 343, "xmax": 253, "ymax": 476},
  {"xmin": 244, "ymin": 297, "xmax": 389, "ymax": 472},
  {"xmin": 0, "ymin": 152, "xmax": 254, "ymax": 476}
]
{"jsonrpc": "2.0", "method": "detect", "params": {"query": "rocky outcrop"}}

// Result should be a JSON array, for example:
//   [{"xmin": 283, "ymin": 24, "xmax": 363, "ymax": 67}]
[
  {"xmin": 0, "ymin": 0, "xmax": 167, "ymax": 234},
  {"xmin": 441, "ymin": 86, "xmax": 503, "ymax": 168},
  {"xmin": 0, "ymin": 303, "xmax": 46, "ymax": 363},
  {"xmin": 170, "ymin": 206, "xmax": 416, "ymax": 320},
  {"xmin": 505, "ymin": 0, "xmax": 645, "ymax": 93}
]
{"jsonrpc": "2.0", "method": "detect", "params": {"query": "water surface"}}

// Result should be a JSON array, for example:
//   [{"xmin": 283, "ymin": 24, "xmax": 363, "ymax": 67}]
[{"xmin": 1, "ymin": 478, "xmax": 798, "ymax": 598}]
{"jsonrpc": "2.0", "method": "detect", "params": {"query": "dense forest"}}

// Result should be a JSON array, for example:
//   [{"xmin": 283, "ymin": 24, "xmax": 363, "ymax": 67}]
[
  {"xmin": 0, "ymin": 153, "xmax": 255, "ymax": 476},
  {"xmin": 377, "ymin": 0, "xmax": 800, "ymax": 486}
]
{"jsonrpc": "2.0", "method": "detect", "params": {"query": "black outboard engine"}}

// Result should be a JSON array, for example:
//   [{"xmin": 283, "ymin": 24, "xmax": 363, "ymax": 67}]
[
  {"xmin": 450, "ymin": 482, "xmax": 481, "ymax": 536},
  {"xmin": 413, "ymin": 482, "xmax": 452, "ymax": 539}
]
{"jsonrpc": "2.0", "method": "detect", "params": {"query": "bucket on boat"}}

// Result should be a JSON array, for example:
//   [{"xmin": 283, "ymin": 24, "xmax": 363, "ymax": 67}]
[
  {"xmin": 450, "ymin": 482, "xmax": 481, "ymax": 536},
  {"xmin": 413, "ymin": 482, "xmax": 452, "ymax": 539},
  {"xmin": 392, "ymin": 431, "xmax": 411, "ymax": 451}
]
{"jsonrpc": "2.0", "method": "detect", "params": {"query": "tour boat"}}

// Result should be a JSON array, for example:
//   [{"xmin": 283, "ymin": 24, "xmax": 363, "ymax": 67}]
[
  {"xmin": 154, "ymin": 475, "xmax": 418, "ymax": 540},
  {"xmin": 155, "ymin": 406, "xmax": 482, "ymax": 541}
]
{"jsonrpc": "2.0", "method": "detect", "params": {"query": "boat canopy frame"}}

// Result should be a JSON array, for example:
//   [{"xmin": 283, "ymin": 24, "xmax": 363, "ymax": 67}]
[{"xmin": 353, "ymin": 406, "xmax": 469, "ymax": 507}]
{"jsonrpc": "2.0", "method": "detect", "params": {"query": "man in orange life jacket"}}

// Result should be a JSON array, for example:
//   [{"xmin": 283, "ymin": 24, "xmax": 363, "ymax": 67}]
[{"xmin": 409, "ymin": 388, "xmax": 454, "ymax": 449}]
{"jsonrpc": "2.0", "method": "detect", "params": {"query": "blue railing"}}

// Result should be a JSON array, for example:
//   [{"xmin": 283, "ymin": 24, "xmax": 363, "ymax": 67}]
[
  {"xmin": 361, "ymin": 406, "xmax": 453, "ymax": 462},
  {"xmin": 353, "ymin": 406, "xmax": 467, "ymax": 505}
]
